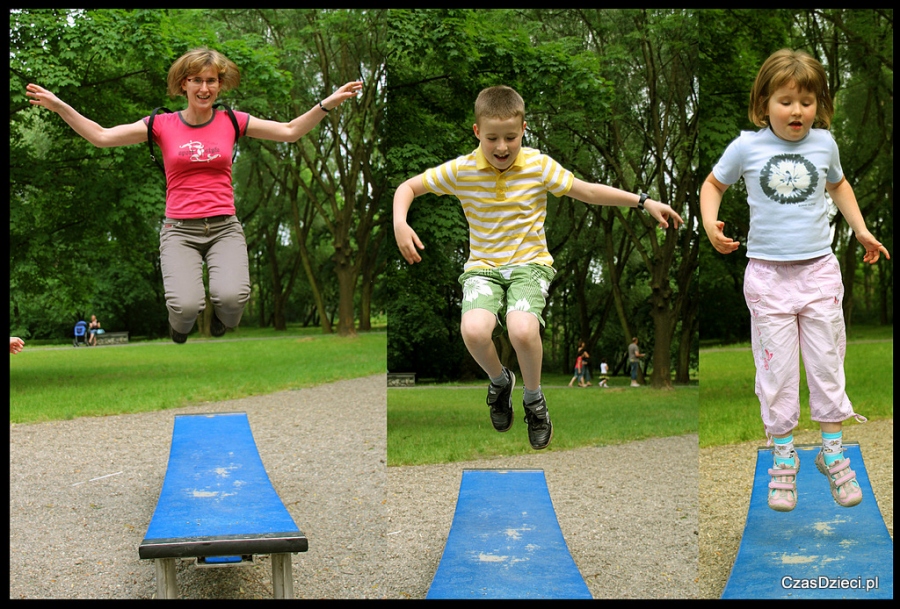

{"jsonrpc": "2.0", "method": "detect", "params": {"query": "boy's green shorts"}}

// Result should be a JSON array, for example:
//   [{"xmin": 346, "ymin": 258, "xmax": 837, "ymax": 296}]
[{"xmin": 458, "ymin": 264, "xmax": 556, "ymax": 328}]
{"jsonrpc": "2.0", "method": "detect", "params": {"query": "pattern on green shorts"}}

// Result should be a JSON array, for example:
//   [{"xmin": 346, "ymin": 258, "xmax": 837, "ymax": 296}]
[{"xmin": 459, "ymin": 264, "xmax": 555, "ymax": 326}]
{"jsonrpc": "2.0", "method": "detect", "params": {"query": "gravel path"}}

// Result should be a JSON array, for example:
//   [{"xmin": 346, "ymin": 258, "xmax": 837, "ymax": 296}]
[
  {"xmin": 17, "ymin": 372, "xmax": 887, "ymax": 600},
  {"xmin": 9, "ymin": 374, "xmax": 698, "ymax": 599}
]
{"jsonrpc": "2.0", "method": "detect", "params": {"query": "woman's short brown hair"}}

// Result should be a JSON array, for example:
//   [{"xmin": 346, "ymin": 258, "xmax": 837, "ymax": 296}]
[
  {"xmin": 748, "ymin": 48, "xmax": 834, "ymax": 129},
  {"xmin": 166, "ymin": 47, "xmax": 240, "ymax": 98}
]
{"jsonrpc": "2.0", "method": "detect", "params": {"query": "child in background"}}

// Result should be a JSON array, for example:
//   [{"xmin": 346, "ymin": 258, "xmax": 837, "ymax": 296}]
[
  {"xmin": 700, "ymin": 49, "xmax": 889, "ymax": 511},
  {"xmin": 598, "ymin": 358, "xmax": 609, "ymax": 388},
  {"xmin": 568, "ymin": 354, "xmax": 584, "ymax": 388},
  {"xmin": 394, "ymin": 85, "xmax": 683, "ymax": 450}
]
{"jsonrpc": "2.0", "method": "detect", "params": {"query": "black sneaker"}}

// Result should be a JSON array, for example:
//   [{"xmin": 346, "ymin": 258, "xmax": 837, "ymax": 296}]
[
  {"xmin": 210, "ymin": 310, "xmax": 227, "ymax": 337},
  {"xmin": 486, "ymin": 368, "xmax": 515, "ymax": 432},
  {"xmin": 523, "ymin": 394, "xmax": 553, "ymax": 450},
  {"xmin": 170, "ymin": 325, "xmax": 188, "ymax": 344}
]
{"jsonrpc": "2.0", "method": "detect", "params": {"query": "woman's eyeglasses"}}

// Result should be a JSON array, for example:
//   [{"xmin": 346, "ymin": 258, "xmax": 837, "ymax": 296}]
[{"xmin": 186, "ymin": 77, "xmax": 221, "ymax": 87}]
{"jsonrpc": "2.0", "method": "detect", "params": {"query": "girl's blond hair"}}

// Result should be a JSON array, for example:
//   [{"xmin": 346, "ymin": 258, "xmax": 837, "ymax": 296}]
[
  {"xmin": 748, "ymin": 48, "xmax": 834, "ymax": 129},
  {"xmin": 166, "ymin": 47, "xmax": 240, "ymax": 98}
]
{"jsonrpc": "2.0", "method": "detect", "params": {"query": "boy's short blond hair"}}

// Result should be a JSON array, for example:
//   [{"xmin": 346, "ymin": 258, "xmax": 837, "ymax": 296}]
[
  {"xmin": 167, "ymin": 47, "xmax": 241, "ymax": 98},
  {"xmin": 474, "ymin": 85, "xmax": 525, "ymax": 123},
  {"xmin": 748, "ymin": 48, "xmax": 834, "ymax": 129}
]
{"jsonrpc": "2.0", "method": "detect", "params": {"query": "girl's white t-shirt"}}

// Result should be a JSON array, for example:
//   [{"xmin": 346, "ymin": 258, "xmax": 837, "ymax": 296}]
[{"xmin": 713, "ymin": 127, "xmax": 843, "ymax": 261}]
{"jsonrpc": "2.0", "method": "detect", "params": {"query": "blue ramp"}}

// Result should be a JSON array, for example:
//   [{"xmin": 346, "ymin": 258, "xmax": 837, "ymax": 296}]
[
  {"xmin": 139, "ymin": 412, "xmax": 306, "ymax": 598},
  {"xmin": 722, "ymin": 444, "xmax": 892, "ymax": 599},
  {"xmin": 426, "ymin": 469, "xmax": 592, "ymax": 599}
]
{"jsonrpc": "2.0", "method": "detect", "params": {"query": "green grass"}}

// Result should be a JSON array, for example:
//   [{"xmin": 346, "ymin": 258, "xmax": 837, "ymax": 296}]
[
  {"xmin": 387, "ymin": 383, "xmax": 698, "ymax": 466},
  {"xmin": 9, "ymin": 331, "xmax": 387, "ymax": 424},
  {"xmin": 699, "ymin": 326, "xmax": 893, "ymax": 448}
]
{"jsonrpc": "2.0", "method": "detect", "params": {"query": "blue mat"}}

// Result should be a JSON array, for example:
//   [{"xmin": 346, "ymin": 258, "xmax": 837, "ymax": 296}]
[
  {"xmin": 139, "ymin": 412, "xmax": 306, "ymax": 560},
  {"xmin": 722, "ymin": 443, "xmax": 892, "ymax": 599},
  {"xmin": 426, "ymin": 469, "xmax": 592, "ymax": 599}
]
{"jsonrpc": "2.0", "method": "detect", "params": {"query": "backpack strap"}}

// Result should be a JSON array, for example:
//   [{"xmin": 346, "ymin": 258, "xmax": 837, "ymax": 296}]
[
  {"xmin": 213, "ymin": 102, "xmax": 241, "ymax": 163},
  {"xmin": 147, "ymin": 106, "xmax": 172, "ymax": 174}
]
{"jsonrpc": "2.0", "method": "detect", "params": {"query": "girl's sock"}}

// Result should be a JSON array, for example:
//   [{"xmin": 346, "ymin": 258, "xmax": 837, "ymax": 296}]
[
  {"xmin": 773, "ymin": 434, "xmax": 795, "ymax": 466},
  {"xmin": 822, "ymin": 430, "xmax": 844, "ymax": 466},
  {"xmin": 523, "ymin": 386, "xmax": 542, "ymax": 404},
  {"xmin": 490, "ymin": 369, "xmax": 509, "ymax": 388}
]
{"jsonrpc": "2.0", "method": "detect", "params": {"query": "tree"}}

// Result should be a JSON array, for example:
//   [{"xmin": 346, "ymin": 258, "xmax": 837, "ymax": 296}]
[{"xmin": 216, "ymin": 9, "xmax": 389, "ymax": 336}]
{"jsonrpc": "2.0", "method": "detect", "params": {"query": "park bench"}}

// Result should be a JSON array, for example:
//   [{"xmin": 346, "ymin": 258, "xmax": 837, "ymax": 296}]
[
  {"xmin": 95, "ymin": 331, "xmax": 129, "ymax": 346},
  {"xmin": 387, "ymin": 372, "xmax": 416, "ymax": 387},
  {"xmin": 139, "ymin": 412, "xmax": 307, "ymax": 599}
]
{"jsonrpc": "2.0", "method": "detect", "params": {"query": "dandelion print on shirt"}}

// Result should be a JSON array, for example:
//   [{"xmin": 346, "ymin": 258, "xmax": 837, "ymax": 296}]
[{"xmin": 760, "ymin": 154, "xmax": 818, "ymax": 204}]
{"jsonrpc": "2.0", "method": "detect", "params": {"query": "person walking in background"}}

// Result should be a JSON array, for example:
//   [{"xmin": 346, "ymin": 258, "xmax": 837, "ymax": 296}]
[
  {"xmin": 580, "ymin": 346, "xmax": 592, "ymax": 387},
  {"xmin": 27, "ymin": 47, "xmax": 361, "ymax": 344},
  {"xmin": 627, "ymin": 337, "xmax": 645, "ymax": 387},
  {"xmin": 700, "ymin": 48, "xmax": 889, "ymax": 512},
  {"xmin": 568, "ymin": 340, "xmax": 588, "ymax": 387},
  {"xmin": 568, "ymin": 353, "xmax": 584, "ymax": 387}
]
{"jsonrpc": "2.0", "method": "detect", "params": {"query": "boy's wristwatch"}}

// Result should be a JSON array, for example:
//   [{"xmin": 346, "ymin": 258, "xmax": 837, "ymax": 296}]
[{"xmin": 637, "ymin": 192, "xmax": 648, "ymax": 211}]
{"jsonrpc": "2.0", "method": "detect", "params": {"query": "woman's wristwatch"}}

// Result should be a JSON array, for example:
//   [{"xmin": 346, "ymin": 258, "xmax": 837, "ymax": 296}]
[{"xmin": 637, "ymin": 192, "xmax": 648, "ymax": 211}]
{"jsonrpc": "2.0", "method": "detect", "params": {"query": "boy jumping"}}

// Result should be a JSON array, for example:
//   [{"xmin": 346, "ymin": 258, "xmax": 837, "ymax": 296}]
[{"xmin": 393, "ymin": 85, "xmax": 683, "ymax": 449}]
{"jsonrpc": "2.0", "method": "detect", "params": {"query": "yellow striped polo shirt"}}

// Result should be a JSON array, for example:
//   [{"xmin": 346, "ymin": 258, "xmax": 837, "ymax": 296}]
[{"xmin": 421, "ymin": 146, "xmax": 574, "ymax": 271}]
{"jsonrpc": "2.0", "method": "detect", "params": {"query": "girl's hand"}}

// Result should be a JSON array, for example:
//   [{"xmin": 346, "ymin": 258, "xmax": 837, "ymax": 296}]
[
  {"xmin": 856, "ymin": 230, "xmax": 890, "ymax": 264},
  {"xmin": 320, "ymin": 81, "xmax": 364, "ymax": 111},
  {"xmin": 26, "ymin": 84, "xmax": 63, "ymax": 113},
  {"xmin": 707, "ymin": 220, "xmax": 740, "ymax": 255}
]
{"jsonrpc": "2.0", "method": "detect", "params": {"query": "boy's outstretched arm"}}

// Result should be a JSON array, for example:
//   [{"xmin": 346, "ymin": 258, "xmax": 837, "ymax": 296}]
[
  {"xmin": 566, "ymin": 178, "xmax": 684, "ymax": 229},
  {"xmin": 700, "ymin": 173, "xmax": 740, "ymax": 255},
  {"xmin": 827, "ymin": 177, "xmax": 890, "ymax": 264},
  {"xmin": 393, "ymin": 175, "xmax": 428, "ymax": 264}
]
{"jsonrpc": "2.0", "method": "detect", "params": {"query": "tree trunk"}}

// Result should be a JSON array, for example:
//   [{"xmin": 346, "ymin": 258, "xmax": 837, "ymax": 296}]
[{"xmin": 333, "ymin": 239, "xmax": 358, "ymax": 337}]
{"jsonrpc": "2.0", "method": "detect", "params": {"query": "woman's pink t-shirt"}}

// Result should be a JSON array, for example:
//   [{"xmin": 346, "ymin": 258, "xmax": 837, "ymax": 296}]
[{"xmin": 148, "ymin": 109, "xmax": 250, "ymax": 219}]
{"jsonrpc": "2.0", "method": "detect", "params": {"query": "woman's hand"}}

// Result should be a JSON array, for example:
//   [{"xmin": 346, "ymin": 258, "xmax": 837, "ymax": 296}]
[
  {"xmin": 26, "ymin": 84, "xmax": 64, "ymax": 113},
  {"xmin": 320, "ymin": 81, "xmax": 364, "ymax": 111}
]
